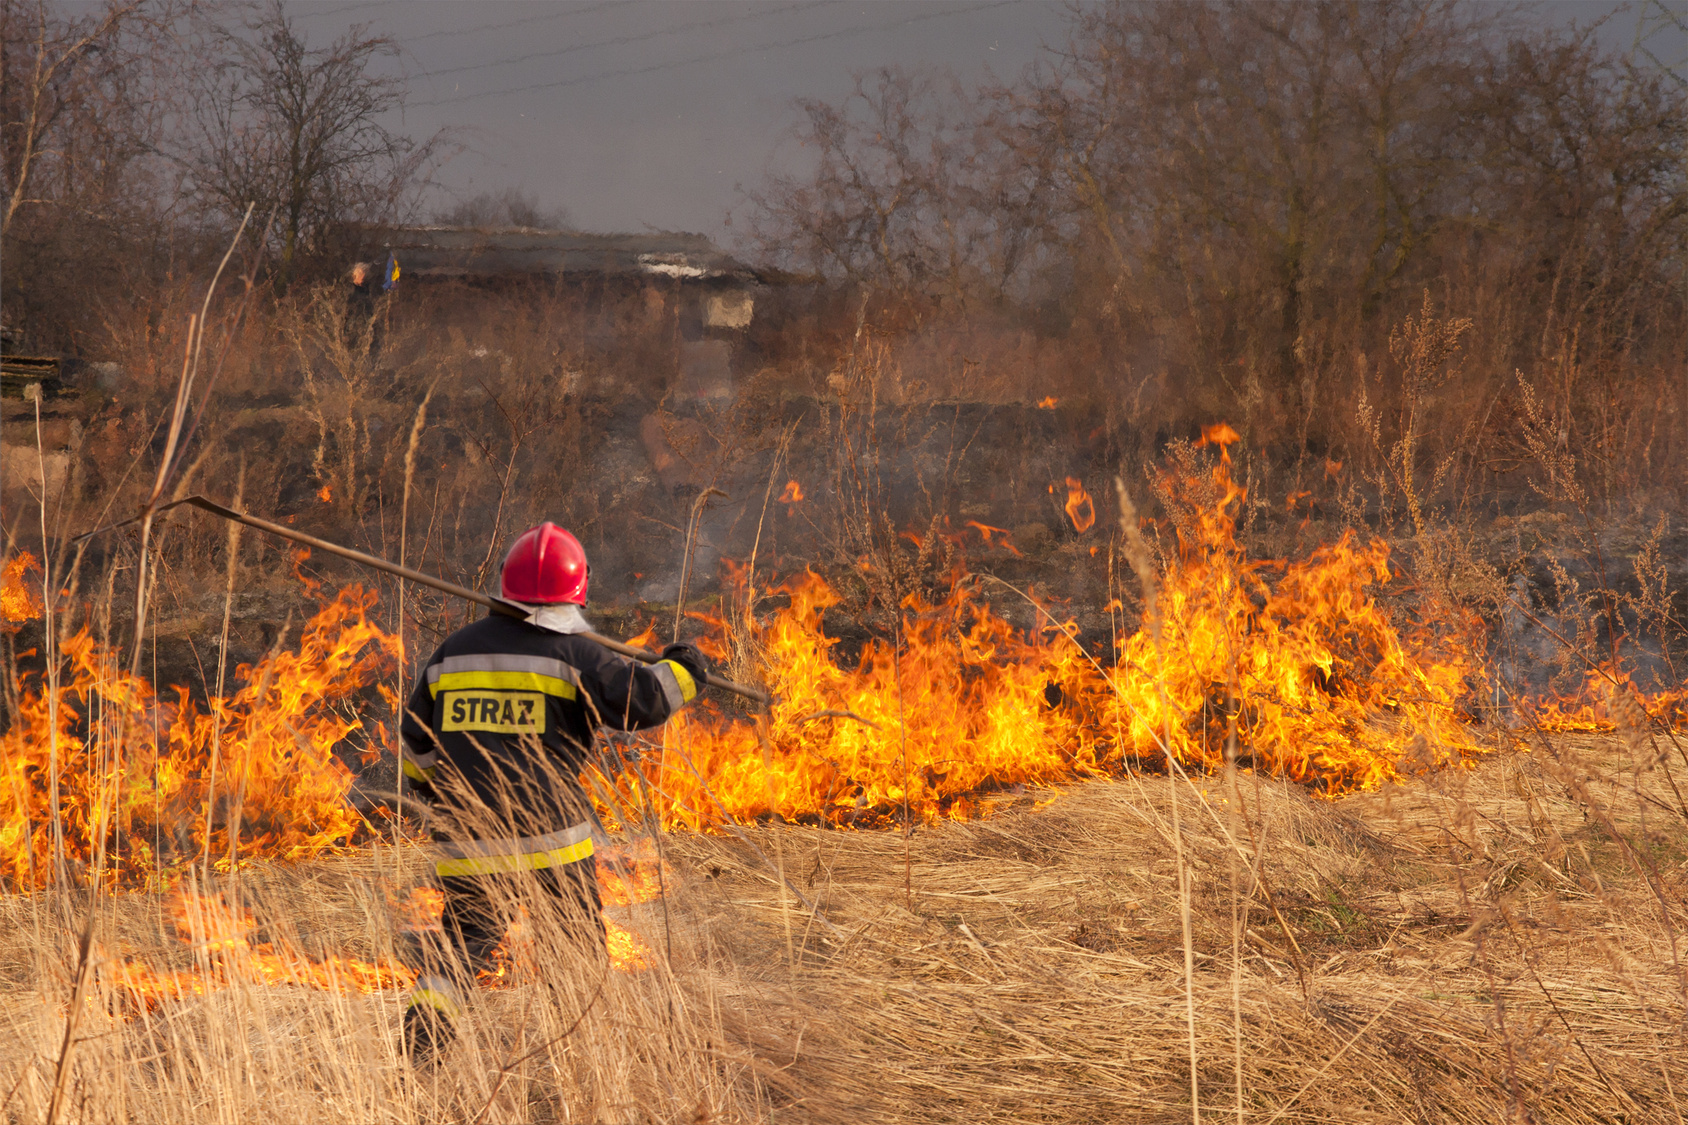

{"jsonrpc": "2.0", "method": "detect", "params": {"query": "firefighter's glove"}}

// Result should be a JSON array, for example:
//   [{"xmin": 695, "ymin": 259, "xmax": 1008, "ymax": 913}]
[{"xmin": 661, "ymin": 642, "xmax": 711, "ymax": 698}]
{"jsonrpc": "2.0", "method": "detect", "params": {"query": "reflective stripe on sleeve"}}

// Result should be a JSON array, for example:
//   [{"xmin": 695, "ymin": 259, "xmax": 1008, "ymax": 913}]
[
  {"xmin": 401, "ymin": 757, "xmax": 436, "ymax": 783},
  {"xmin": 401, "ymin": 743, "xmax": 438, "ymax": 782},
  {"xmin": 407, "ymin": 975, "xmax": 464, "ymax": 1020},
  {"xmin": 652, "ymin": 659, "xmax": 698, "ymax": 709},
  {"xmin": 432, "ymin": 822, "xmax": 596, "ymax": 878}
]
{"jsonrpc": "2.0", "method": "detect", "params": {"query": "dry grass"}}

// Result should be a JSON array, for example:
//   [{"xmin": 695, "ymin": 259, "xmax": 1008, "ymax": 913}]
[{"xmin": 0, "ymin": 735, "xmax": 1682, "ymax": 1123}]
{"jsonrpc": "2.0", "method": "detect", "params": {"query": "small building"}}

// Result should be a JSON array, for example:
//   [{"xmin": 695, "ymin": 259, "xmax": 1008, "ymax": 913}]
[
  {"xmin": 1, "ymin": 325, "xmax": 61, "ymax": 399},
  {"xmin": 376, "ymin": 227, "xmax": 765, "ymax": 402}
]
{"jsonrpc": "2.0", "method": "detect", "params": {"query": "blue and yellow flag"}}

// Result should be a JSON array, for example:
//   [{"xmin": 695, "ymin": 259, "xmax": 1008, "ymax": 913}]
[{"xmin": 382, "ymin": 251, "xmax": 400, "ymax": 292}]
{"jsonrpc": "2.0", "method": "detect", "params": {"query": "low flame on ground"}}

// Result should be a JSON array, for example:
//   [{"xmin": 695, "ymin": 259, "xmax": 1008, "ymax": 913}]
[
  {"xmin": 1, "ymin": 552, "xmax": 44, "ymax": 627},
  {"xmin": 606, "ymin": 921, "xmax": 650, "ymax": 970},
  {"xmin": 115, "ymin": 863, "xmax": 657, "ymax": 1011},
  {"xmin": 1525, "ymin": 669, "xmax": 1687, "ymax": 732},
  {"xmin": 779, "ymin": 480, "xmax": 804, "ymax": 505},
  {"xmin": 107, "ymin": 890, "xmax": 414, "ymax": 1008},
  {"xmin": 598, "ymin": 840, "xmax": 669, "ymax": 907},
  {"xmin": 963, "ymin": 520, "xmax": 1021, "ymax": 556}
]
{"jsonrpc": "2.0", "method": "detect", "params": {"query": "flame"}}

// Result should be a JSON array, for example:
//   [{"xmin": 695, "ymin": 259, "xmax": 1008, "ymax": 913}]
[
  {"xmin": 13, "ymin": 430, "xmax": 1687, "ymax": 1003},
  {"xmin": 1198, "ymin": 422, "xmax": 1241, "ymax": 455},
  {"xmin": 0, "ymin": 583, "xmax": 400, "ymax": 891},
  {"xmin": 779, "ymin": 480, "xmax": 804, "ymax": 505},
  {"xmin": 113, "ymin": 875, "xmax": 650, "ymax": 1012},
  {"xmin": 963, "ymin": 521, "xmax": 1021, "ymax": 556},
  {"xmin": 596, "ymin": 450, "xmax": 1496, "ymax": 829},
  {"xmin": 606, "ymin": 919, "xmax": 650, "ymax": 971},
  {"xmin": 317, "ymin": 484, "xmax": 332, "ymax": 502},
  {"xmin": 393, "ymin": 885, "xmax": 444, "ymax": 933},
  {"xmin": 1063, "ymin": 478, "xmax": 1095, "ymax": 533},
  {"xmin": 108, "ymin": 889, "xmax": 414, "ymax": 1009},
  {"xmin": 597, "ymin": 841, "xmax": 668, "ymax": 906},
  {"xmin": 1037, "ymin": 397, "xmax": 1058, "ymax": 409},
  {"xmin": 1, "ymin": 551, "xmax": 44, "ymax": 627},
  {"xmin": 1530, "ymin": 669, "xmax": 1687, "ymax": 732}
]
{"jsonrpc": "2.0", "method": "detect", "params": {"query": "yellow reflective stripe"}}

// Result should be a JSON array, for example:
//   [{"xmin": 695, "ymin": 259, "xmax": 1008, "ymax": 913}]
[
  {"xmin": 407, "ymin": 987, "xmax": 463, "ymax": 1021},
  {"xmin": 429, "ymin": 669, "xmax": 576, "ymax": 701},
  {"xmin": 434, "ymin": 836, "xmax": 595, "ymax": 878},
  {"xmin": 401, "ymin": 758, "xmax": 436, "ymax": 783},
  {"xmin": 658, "ymin": 659, "xmax": 698, "ymax": 703}
]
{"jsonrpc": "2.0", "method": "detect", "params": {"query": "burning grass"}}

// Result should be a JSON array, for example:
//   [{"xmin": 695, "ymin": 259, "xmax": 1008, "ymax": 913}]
[
  {"xmin": 2, "ymin": 449, "xmax": 1682, "ymax": 893},
  {"xmin": 0, "ymin": 578, "xmax": 400, "ymax": 891},
  {"xmin": 1, "ymin": 434, "xmax": 1684, "ymax": 1118},
  {"xmin": 0, "ymin": 739, "xmax": 1680, "ymax": 1122}
]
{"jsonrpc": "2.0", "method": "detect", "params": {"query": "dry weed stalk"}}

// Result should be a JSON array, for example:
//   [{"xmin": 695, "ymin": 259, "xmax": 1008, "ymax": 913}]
[
  {"xmin": 1115, "ymin": 475, "xmax": 1201, "ymax": 1124},
  {"xmin": 201, "ymin": 460, "xmax": 244, "ymax": 878}
]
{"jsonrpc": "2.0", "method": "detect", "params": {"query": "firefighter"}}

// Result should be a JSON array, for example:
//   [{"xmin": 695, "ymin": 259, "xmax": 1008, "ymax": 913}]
[{"xmin": 397, "ymin": 521, "xmax": 709, "ymax": 1061}]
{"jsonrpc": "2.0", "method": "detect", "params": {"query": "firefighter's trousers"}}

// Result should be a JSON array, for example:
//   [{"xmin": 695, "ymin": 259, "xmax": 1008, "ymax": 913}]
[{"xmin": 404, "ymin": 841, "xmax": 604, "ymax": 1025}]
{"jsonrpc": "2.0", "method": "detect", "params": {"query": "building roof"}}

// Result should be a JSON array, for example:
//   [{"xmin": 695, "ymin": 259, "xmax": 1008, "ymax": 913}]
[{"xmin": 378, "ymin": 226, "xmax": 759, "ymax": 283}]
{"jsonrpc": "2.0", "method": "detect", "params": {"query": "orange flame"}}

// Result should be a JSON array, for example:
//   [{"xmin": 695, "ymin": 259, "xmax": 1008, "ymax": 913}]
[
  {"xmin": 779, "ymin": 480, "xmax": 804, "ymax": 505},
  {"xmin": 317, "ymin": 484, "xmax": 332, "ymax": 502},
  {"xmin": 593, "ymin": 449, "xmax": 1498, "ymax": 829},
  {"xmin": 1198, "ymin": 422, "xmax": 1241, "ymax": 450},
  {"xmin": 1, "ymin": 552, "xmax": 44, "ymax": 629},
  {"xmin": 597, "ymin": 841, "xmax": 668, "ymax": 906},
  {"xmin": 1063, "ymin": 478, "xmax": 1095, "ymax": 533},
  {"xmin": 606, "ymin": 920, "xmax": 650, "ymax": 971},
  {"xmin": 13, "ymin": 427, "xmax": 1683, "ymax": 995},
  {"xmin": 109, "ymin": 889, "xmax": 415, "ymax": 1008},
  {"xmin": 1530, "ymin": 669, "xmax": 1688, "ymax": 732},
  {"xmin": 1037, "ymin": 397, "xmax": 1058, "ymax": 409},
  {"xmin": 963, "ymin": 520, "xmax": 1021, "ymax": 556},
  {"xmin": 0, "ymin": 584, "xmax": 400, "ymax": 891}
]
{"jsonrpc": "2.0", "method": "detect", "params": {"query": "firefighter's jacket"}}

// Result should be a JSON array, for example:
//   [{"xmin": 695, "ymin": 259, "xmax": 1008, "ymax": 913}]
[{"xmin": 398, "ymin": 611, "xmax": 698, "ymax": 878}]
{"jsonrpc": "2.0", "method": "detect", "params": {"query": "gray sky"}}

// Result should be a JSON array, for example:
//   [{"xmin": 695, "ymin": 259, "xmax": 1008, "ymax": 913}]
[
  {"xmin": 291, "ymin": 0, "xmax": 1065, "ymax": 239},
  {"xmin": 282, "ymin": 0, "xmax": 1668, "ymax": 241}
]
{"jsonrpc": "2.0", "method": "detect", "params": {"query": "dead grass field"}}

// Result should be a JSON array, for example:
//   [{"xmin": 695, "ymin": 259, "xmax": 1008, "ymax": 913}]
[{"xmin": 2, "ymin": 734, "xmax": 1684, "ymax": 1123}]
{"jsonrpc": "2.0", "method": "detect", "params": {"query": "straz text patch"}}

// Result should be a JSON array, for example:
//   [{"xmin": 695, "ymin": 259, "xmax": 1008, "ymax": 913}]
[{"xmin": 440, "ymin": 690, "xmax": 546, "ymax": 734}]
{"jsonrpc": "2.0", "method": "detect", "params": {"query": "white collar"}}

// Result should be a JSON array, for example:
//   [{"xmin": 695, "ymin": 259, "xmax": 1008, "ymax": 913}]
[{"xmin": 525, "ymin": 603, "xmax": 590, "ymax": 635}]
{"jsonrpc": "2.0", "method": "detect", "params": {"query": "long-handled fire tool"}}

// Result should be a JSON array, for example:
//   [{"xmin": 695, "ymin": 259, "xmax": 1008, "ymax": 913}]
[{"xmin": 74, "ymin": 494, "xmax": 771, "ymax": 704}]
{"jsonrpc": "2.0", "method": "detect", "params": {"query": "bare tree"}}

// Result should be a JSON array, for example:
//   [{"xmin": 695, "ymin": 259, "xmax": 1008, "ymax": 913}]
[
  {"xmin": 750, "ymin": 67, "xmax": 1054, "ymax": 310},
  {"xmin": 0, "ymin": 0, "xmax": 182, "ymax": 352},
  {"xmin": 0, "ymin": 0, "xmax": 151, "ymax": 239},
  {"xmin": 183, "ymin": 0, "xmax": 435, "ymax": 281}
]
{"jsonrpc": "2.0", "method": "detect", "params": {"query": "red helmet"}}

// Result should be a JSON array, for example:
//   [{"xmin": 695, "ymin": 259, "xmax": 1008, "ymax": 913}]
[{"xmin": 500, "ymin": 522, "xmax": 588, "ymax": 605}]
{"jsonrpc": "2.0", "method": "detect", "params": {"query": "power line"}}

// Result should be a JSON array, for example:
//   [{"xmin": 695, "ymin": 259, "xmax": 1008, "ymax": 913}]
[
  {"xmin": 403, "ymin": 1, "xmax": 630, "ymax": 46},
  {"xmin": 296, "ymin": 0, "xmax": 400, "ymax": 21},
  {"xmin": 412, "ymin": 0, "xmax": 1019, "ymax": 108},
  {"xmin": 418, "ymin": 1, "xmax": 822, "ymax": 82}
]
